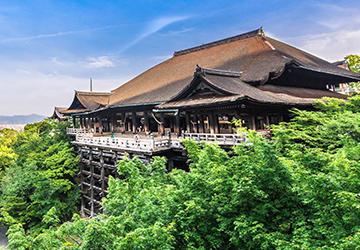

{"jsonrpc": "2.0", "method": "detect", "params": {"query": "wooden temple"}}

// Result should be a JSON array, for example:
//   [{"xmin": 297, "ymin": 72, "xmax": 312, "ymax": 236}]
[{"xmin": 54, "ymin": 28, "xmax": 360, "ymax": 216}]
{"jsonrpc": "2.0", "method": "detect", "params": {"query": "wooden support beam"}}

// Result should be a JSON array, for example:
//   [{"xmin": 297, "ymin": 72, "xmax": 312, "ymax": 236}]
[
  {"xmin": 199, "ymin": 115, "xmax": 205, "ymax": 133},
  {"xmin": 214, "ymin": 113, "xmax": 219, "ymax": 134},
  {"xmin": 89, "ymin": 149, "xmax": 95, "ymax": 217},
  {"xmin": 144, "ymin": 111, "xmax": 149, "ymax": 133},
  {"xmin": 174, "ymin": 113, "xmax": 180, "ymax": 136},
  {"xmin": 160, "ymin": 113, "xmax": 165, "ymax": 135},
  {"xmin": 100, "ymin": 151, "xmax": 105, "ymax": 198},
  {"xmin": 121, "ymin": 113, "xmax": 126, "ymax": 133},
  {"xmin": 132, "ymin": 112, "xmax": 137, "ymax": 133},
  {"xmin": 186, "ymin": 113, "xmax": 191, "ymax": 133}
]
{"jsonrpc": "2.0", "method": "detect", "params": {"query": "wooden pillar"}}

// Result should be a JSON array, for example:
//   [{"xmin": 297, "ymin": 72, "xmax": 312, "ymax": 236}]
[
  {"xmin": 144, "ymin": 111, "xmax": 149, "ymax": 133},
  {"xmin": 121, "ymin": 113, "xmax": 126, "ymax": 133},
  {"xmin": 132, "ymin": 112, "xmax": 137, "ymax": 133},
  {"xmin": 99, "ymin": 117, "xmax": 103, "ymax": 134},
  {"xmin": 100, "ymin": 151, "xmax": 105, "ymax": 198},
  {"xmin": 213, "ymin": 113, "xmax": 219, "ymax": 134},
  {"xmin": 72, "ymin": 116, "xmax": 76, "ymax": 128},
  {"xmin": 250, "ymin": 115, "xmax": 256, "ymax": 130},
  {"xmin": 174, "ymin": 113, "xmax": 180, "ymax": 136},
  {"xmin": 79, "ymin": 149, "xmax": 84, "ymax": 215},
  {"xmin": 185, "ymin": 113, "xmax": 191, "ymax": 133},
  {"xmin": 109, "ymin": 114, "xmax": 115, "ymax": 133},
  {"xmin": 160, "ymin": 113, "xmax": 165, "ymax": 135},
  {"xmin": 89, "ymin": 149, "xmax": 95, "ymax": 217},
  {"xmin": 192, "ymin": 115, "xmax": 198, "ymax": 133},
  {"xmin": 209, "ymin": 113, "xmax": 215, "ymax": 134},
  {"xmin": 266, "ymin": 115, "xmax": 270, "ymax": 127},
  {"xmin": 199, "ymin": 115, "xmax": 205, "ymax": 133}
]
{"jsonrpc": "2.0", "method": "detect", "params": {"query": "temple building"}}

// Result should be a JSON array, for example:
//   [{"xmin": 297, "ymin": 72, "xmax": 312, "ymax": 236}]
[
  {"xmin": 58, "ymin": 28, "xmax": 359, "ymax": 135},
  {"xmin": 56, "ymin": 28, "xmax": 360, "ymax": 216}
]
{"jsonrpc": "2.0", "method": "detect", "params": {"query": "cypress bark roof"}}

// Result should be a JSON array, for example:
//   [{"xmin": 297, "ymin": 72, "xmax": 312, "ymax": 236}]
[
  {"xmin": 60, "ymin": 28, "xmax": 360, "ymax": 116},
  {"xmin": 66, "ymin": 91, "xmax": 111, "ymax": 114},
  {"xmin": 108, "ymin": 27, "xmax": 360, "ymax": 107}
]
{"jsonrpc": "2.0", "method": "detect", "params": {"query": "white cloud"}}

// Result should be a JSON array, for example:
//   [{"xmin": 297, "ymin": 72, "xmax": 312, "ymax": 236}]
[
  {"xmin": 86, "ymin": 56, "xmax": 114, "ymax": 68},
  {"xmin": 121, "ymin": 16, "xmax": 190, "ymax": 52},
  {"xmin": 298, "ymin": 29, "xmax": 360, "ymax": 62},
  {"xmin": 0, "ymin": 25, "xmax": 121, "ymax": 43}
]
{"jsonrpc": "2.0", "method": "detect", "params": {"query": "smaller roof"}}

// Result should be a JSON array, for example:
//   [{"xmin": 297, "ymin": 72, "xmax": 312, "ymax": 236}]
[
  {"xmin": 51, "ymin": 107, "xmax": 67, "ymax": 120},
  {"xmin": 65, "ymin": 91, "xmax": 111, "ymax": 114},
  {"xmin": 157, "ymin": 70, "xmax": 348, "ymax": 109}
]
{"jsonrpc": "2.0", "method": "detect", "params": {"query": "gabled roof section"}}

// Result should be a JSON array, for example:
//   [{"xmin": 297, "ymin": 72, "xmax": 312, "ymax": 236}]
[
  {"xmin": 67, "ymin": 91, "xmax": 111, "ymax": 113},
  {"xmin": 157, "ymin": 73, "xmax": 348, "ymax": 109},
  {"xmin": 109, "ymin": 27, "xmax": 360, "ymax": 107},
  {"xmin": 51, "ymin": 107, "xmax": 67, "ymax": 120}
]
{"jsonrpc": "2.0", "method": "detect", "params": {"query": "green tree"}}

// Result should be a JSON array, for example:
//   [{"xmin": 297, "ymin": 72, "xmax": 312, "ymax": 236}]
[
  {"xmin": 6, "ymin": 98, "xmax": 360, "ymax": 249},
  {"xmin": 0, "ymin": 120, "xmax": 80, "ymax": 234},
  {"xmin": 345, "ymin": 54, "xmax": 360, "ymax": 73}
]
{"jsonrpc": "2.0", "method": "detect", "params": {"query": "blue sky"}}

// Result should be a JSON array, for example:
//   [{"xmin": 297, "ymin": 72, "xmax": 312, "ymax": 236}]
[{"xmin": 0, "ymin": 0, "xmax": 359, "ymax": 116}]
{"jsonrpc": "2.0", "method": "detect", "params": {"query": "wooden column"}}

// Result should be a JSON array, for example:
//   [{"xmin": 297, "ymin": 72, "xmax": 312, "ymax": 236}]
[
  {"xmin": 213, "ymin": 113, "xmax": 219, "ymax": 134},
  {"xmin": 185, "ymin": 113, "xmax": 191, "ymax": 133},
  {"xmin": 209, "ymin": 113, "xmax": 215, "ymax": 134},
  {"xmin": 80, "ymin": 149, "xmax": 84, "ymax": 215},
  {"xmin": 89, "ymin": 149, "xmax": 95, "ymax": 217},
  {"xmin": 144, "ymin": 111, "xmax": 149, "ymax": 133},
  {"xmin": 160, "ymin": 113, "xmax": 165, "ymax": 135},
  {"xmin": 249, "ymin": 115, "xmax": 256, "ymax": 130},
  {"xmin": 266, "ymin": 115, "xmax": 270, "ymax": 127},
  {"xmin": 192, "ymin": 115, "xmax": 198, "ymax": 133},
  {"xmin": 72, "ymin": 116, "xmax": 76, "ymax": 128},
  {"xmin": 174, "ymin": 113, "xmax": 180, "ymax": 136},
  {"xmin": 199, "ymin": 115, "xmax": 205, "ymax": 133},
  {"xmin": 100, "ymin": 151, "xmax": 105, "ymax": 198},
  {"xmin": 99, "ymin": 117, "xmax": 103, "ymax": 134},
  {"xmin": 121, "ymin": 113, "xmax": 126, "ymax": 133},
  {"xmin": 132, "ymin": 112, "xmax": 137, "ymax": 133}
]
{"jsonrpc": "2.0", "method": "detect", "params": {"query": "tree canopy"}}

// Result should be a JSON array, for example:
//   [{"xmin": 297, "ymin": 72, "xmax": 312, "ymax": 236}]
[
  {"xmin": 4, "ymin": 96, "xmax": 360, "ymax": 249},
  {"xmin": 0, "ymin": 120, "xmax": 80, "ymax": 236}
]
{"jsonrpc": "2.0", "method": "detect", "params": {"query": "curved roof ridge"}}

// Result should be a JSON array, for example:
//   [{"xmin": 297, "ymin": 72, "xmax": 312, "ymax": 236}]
[
  {"xmin": 75, "ymin": 90, "xmax": 112, "ymax": 96},
  {"xmin": 173, "ymin": 27, "xmax": 264, "ymax": 57}
]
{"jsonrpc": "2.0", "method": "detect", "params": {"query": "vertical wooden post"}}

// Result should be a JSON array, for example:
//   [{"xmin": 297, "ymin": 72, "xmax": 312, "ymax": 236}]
[
  {"xmin": 144, "ymin": 111, "xmax": 149, "ymax": 133},
  {"xmin": 121, "ymin": 113, "xmax": 126, "ymax": 133},
  {"xmin": 266, "ymin": 115, "xmax": 270, "ymax": 127},
  {"xmin": 213, "ymin": 113, "xmax": 219, "ymax": 134},
  {"xmin": 250, "ymin": 115, "xmax": 256, "ymax": 130},
  {"xmin": 185, "ymin": 113, "xmax": 191, "ymax": 133},
  {"xmin": 99, "ymin": 117, "xmax": 103, "ymax": 134},
  {"xmin": 174, "ymin": 113, "xmax": 180, "ymax": 136},
  {"xmin": 209, "ymin": 113, "xmax": 215, "ymax": 134},
  {"xmin": 100, "ymin": 151, "xmax": 105, "ymax": 198},
  {"xmin": 79, "ymin": 148, "xmax": 84, "ymax": 215},
  {"xmin": 193, "ymin": 115, "xmax": 198, "ymax": 133},
  {"xmin": 72, "ymin": 116, "xmax": 76, "ymax": 128},
  {"xmin": 199, "ymin": 115, "xmax": 204, "ymax": 133},
  {"xmin": 160, "ymin": 113, "xmax": 165, "ymax": 135},
  {"xmin": 89, "ymin": 149, "xmax": 94, "ymax": 217},
  {"xmin": 132, "ymin": 112, "xmax": 137, "ymax": 133}
]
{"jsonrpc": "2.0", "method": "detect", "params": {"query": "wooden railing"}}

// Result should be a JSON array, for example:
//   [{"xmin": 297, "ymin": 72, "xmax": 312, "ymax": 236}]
[
  {"xmin": 75, "ymin": 134, "xmax": 173, "ymax": 153},
  {"xmin": 182, "ymin": 132, "xmax": 246, "ymax": 145},
  {"xmin": 67, "ymin": 128, "xmax": 92, "ymax": 135},
  {"xmin": 68, "ymin": 128, "xmax": 247, "ymax": 152}
]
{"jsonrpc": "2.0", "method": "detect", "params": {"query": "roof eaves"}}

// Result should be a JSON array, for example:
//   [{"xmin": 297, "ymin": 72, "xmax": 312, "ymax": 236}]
[{"xmin": 298, "ymin": 65, "xmax": 360, "ymax": 81}]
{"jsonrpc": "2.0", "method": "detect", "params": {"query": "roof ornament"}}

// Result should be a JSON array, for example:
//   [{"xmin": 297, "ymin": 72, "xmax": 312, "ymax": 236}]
[
  {"xmin": 258, "ymin": 26, "xmax": 265, "ymax": 36},
  {"xmin": 90, "ymin": 77, "xmax": 93, "ymax": 92}
]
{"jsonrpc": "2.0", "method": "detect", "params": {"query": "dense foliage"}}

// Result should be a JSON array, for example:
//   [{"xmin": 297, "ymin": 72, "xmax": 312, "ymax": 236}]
[
  {"xmin": 0, "ymin": 120, "xmax": 80, "ymax": 236},
  {"xmin": 4, "ymin": 96, "xmax": 360, "ymax": 249}
]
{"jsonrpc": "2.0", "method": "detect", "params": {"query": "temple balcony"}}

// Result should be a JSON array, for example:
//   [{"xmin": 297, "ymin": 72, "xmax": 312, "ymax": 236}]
[{"xmin": 66, "ymin": 128, "xmax": 247, "ymax": 154}]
